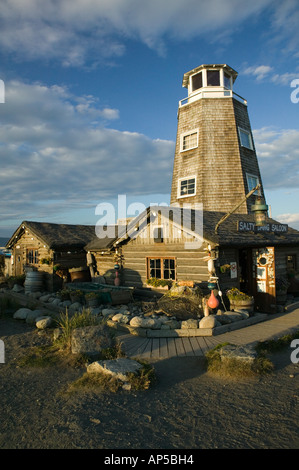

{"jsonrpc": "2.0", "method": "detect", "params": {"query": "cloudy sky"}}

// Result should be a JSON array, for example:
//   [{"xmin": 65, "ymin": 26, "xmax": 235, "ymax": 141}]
[{"xmin": 0, "ymin": 0, "xmax": 299, "ymax": 237}]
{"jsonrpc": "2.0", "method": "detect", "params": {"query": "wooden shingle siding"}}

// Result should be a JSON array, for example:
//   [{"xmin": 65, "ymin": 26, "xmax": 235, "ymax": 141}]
[{"xmin": 171, "ymin": 96, "xmax": 265, "ymax": 215}]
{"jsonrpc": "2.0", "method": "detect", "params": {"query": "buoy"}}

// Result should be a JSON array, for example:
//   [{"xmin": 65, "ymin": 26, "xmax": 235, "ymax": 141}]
[{"xmin": 207, "ymin": 290, "xmax": 219, "ymax": 309}]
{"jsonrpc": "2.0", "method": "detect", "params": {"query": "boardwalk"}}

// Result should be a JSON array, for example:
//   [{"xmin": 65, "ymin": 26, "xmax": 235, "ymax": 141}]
[
  {"xmin": 119, "ymin": 334, "xmax": 221, "ymax": 360},
  {"xmin": 119, "ymin": 308, "xmax": 299, "ymax": 361}
]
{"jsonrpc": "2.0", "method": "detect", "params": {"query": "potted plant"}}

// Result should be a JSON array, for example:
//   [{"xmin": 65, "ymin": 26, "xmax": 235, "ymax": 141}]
[
  {"xmin": 146, "ymin": 278, "xmax": 173, "ymax": 290},
  {"xmin": 85, "ymin": 291, "xmax": 100, "ymax": 307},
  {"xmin": 70, "ymin": 289, "xmax": 84, "ymax": 304},
  {"xmin": 58, "ymin": 288, "xmax": 71, "ymax": 301},
  {"xmin": 226, "ymin": 287, "xmax": 254, "ymax": 313}
]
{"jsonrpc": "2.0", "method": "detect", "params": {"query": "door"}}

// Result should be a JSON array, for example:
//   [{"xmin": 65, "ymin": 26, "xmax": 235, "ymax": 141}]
[{"xmin": 253, "ymin": 247, "xmax": 276, "ymax": 313}]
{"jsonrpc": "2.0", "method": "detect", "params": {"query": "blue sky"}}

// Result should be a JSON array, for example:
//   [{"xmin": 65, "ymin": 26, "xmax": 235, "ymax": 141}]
[{"xmin": 0, "ymin": 0, "xmax": 299, "ymax": 237}]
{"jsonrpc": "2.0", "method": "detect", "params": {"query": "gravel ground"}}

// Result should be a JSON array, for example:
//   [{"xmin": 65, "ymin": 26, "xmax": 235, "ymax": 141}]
[{"xmin": 0, "ymin": 316, "xmax": 298, "ymax": 450}]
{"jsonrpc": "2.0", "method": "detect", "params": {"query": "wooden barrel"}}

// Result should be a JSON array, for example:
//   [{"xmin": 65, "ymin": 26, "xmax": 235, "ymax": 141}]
[{"xmin": 24, "ymin": 271, "xmax": 44, "ymax": 293}]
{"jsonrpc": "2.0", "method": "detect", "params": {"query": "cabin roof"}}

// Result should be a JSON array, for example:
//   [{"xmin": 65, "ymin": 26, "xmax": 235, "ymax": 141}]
[
  {"xmin": 6, "ymin": 221, "xmax": 96, "ymax": 250},
  {"xmin": 85, "ymin": 206, "xmax": 299, "ymax": 251}
]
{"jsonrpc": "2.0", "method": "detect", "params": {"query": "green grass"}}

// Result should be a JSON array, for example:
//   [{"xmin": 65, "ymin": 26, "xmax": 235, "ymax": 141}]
[
  {"xmin": 255, "ymin": 330, "xmax": 299, "ymax": 354},
  {"xmin": 66, "ymin": 361, "xmax": 156, "ymax": 394},
  {"xmin": 54, "ymin": 307, "xmax": 102, "ymax": 349},
  {"xmin": 205, "ymin": 342, "xmax": 274, "ymax": 378}
]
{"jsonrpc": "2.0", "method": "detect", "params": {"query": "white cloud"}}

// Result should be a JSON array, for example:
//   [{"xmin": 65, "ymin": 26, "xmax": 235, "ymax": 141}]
[
  {"xmin": 0, "ymin": 0, "xmax": 274, "ymax": 65},
  {"xmin": 275, "ymin": 213, "xmax": 299, "ymax": 231},
  {"xmin": 0, "ymin": 80, "xmax": 174, "ymax": 225},
  {"xmin": 243, "ymin": 65, "xmax": 274, "ymax": 81},
  {"xmin": 253, "ymin": 127, "xmax": 299, "ymax": 189}
]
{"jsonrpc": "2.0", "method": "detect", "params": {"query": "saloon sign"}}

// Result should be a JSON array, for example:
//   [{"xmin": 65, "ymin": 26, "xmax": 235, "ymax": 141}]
[{"xmin": 238, "ymin": 221, "xmax": 288, "ymax": 233}]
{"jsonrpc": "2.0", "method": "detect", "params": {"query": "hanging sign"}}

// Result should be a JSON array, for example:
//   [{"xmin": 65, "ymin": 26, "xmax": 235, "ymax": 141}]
[{"xmin": 237, "ymin": 221, "xmax": 288, "ymax": 233}]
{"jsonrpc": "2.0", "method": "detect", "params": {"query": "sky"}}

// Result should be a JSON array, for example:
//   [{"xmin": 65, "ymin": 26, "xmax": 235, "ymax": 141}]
[{"xmin": 0, "ymin": 0, "xmax": 299, "ymax": 238}]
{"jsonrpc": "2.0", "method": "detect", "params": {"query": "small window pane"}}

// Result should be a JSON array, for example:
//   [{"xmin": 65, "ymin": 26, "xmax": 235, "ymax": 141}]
[
  {"xmin": 207, "ymin": 70, "xmax": 220, "ymax": 86},
  {"xmin": 192, "ymin": 72, "xmax": 202, "ymax": 91},
  {"xmin": 240, "ymin": 129, "xmax": 253, "ymax": 149},
  {"xmin": 224, "ymin": 72, "xmax": 231, "ymax": 89},
  {"xmin": 180, "ymin": 178, "xmax": 195, "ymax": 196},
  {"xmin": 182, "ymin": 132, "xmax": 198, "ymax": 151},
  {"xmin": 247, "ymin": 175, "xmax": 259, "ymax": 193}
]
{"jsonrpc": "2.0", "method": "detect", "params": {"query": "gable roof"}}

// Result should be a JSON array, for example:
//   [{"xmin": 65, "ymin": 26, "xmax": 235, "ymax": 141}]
[
  {"xmin": 85, "ymin": 206, "xmax": 299, "ymax": 251},
  {"xmin": 6, "ymin": 221, "xmax": 96, "ymax": 250}
]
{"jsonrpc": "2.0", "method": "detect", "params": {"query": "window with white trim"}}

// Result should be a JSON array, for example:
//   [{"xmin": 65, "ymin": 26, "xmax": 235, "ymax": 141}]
[
  {"xmin": 238, "ymin": 128, "xmax": 253, "ymax": 150},
  {"xmin": 180, "ymin": 130, "xmax": 198, "ymax": 152},
  {"xmin": 246, "ymin": 174, "xmax": 259, "ymax": 194},
  {"xmin": 147, "ymin": 257, "xmax": 176, "ymax": 280},
  {"xmin": 178, "ymin": 176, "xmax": 196, "ymax": 198}
]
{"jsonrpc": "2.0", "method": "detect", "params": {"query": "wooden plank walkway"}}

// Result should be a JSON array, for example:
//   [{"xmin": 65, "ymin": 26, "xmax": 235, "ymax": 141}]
[
  {"xmin": 118, "ymin": 334, "xmax": 220, "ymax": 360},
  {"xmin": 118, "ymin": 308, "xmax": 299, "ymax": 361}
]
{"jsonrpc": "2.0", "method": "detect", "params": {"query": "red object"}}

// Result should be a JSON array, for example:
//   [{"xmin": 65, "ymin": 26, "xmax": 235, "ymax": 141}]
[{"xmin": 207, "ymin": 290, "xmax": 219, "ymax": 309}]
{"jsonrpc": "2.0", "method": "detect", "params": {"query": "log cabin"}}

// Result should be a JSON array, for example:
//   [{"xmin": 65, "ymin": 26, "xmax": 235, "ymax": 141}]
[
  {"xmin": 85, "ymin": 205, "xmax": 299, "ymax": 313},
  {"xmin": 6, "ymin": 221, "xmax": 95, "ymax": 291}
]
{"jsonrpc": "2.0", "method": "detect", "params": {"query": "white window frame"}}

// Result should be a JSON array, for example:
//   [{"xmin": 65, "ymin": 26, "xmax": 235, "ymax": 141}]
[
  {"xmin": 238, "ymin": 127, "xmax": 254, "ymax": 150},
  {"xmin": 246, "ymin": 173, "xmax": 259, "ymax": 195},
  {"xmin": 178, "ymin": 175, "xmax": 196, "ymax": 199},
  {"xmin": 180, "ymin": 129, "xmax": 199, "ymax": 152}
]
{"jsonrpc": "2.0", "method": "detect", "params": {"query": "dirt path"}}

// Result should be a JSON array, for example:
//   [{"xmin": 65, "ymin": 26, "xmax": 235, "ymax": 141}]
[{"xmin": 0, "ymin": 317, "xmax": 298, "ymax": 449}]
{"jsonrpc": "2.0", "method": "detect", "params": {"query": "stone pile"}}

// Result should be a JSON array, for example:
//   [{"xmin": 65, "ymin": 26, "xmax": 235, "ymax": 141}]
[{"xmin": 13, "ymin": 307, "xmax": 53, "ymax": 329}]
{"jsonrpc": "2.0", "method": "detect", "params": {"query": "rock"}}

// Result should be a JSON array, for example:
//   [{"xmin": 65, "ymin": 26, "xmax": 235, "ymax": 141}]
[
  {"xmin": 112, "ymin": 313, "xmax": 130, "ymax": 324},
  {"xmin": 69, "ymin": 302, "xmax": 83, "ymax": 312},
  {"xmin": 36, "ymin": 316, "xmax": 53, "ymax": 329},
  {"xmin": 12, "ymin": 284, "xmax": 24, "ymax": 293},
  {"xmin": 61, "ymin": 300, "xmax": 72, "ymax": 308},
  {"xmin": 87, "ymin": 357, "xmax": 142, "ymax": 382},
  {"xmin": 219, "ymin": 345, "xmax": 257, "ymax": 364},
  {"xmin": 13, "ymin": 308, "xmax": 32, "ymax": 320},
  {"xmin": 26, "ymin": 309, "xmax": 45, "ymax": 325},
  {"xmin": 215, "ymin": 314, "xmax": 232, "ymax": 325},
  {"xmin": 233, "ymin": 309, "xmax": 250, "ymax": 318},
  {"xmin": 181, "ymin": 319, "xmax": 198, "ymax": 329},
  {"xmin": 129, "ymin": 316, "xmax": 144, "ymax": 328},
  {"xmin": 39, "ymin": 294, "xmax": 52, "ymax": 302},
  {"xmin": 51, "ymin": 298, "xmax": 61, "ymax": 307},
  {"xmin": 163, "ymin": 319, "xmax": 181, "ymax": 329},
  {"xmin": 129, "ymin": 316, "xmax": 161, "ymax": 329},
  {"xmin": 199, "ymin": 315, "xmax": 220, "ymax": 329},
  {"xmin": 102, "ymin": 308, "xmax": 116, "ymax": 317},
  {"xmin": 71, "ymin": 324, "xmax": 115, "ymax": 356},
  {"xmin": 223, "ymin": 311, "xmax": 244, "ymax": 322}
]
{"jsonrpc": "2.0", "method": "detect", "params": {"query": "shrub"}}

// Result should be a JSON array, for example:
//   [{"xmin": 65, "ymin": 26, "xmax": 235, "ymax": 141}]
[{"xmin": 54, "ymin": 308, "xmax": 99, "ymax": 349}]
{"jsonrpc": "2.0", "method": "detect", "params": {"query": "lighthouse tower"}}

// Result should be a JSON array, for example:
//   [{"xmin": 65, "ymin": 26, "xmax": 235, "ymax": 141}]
[{"xmin": 170, "ymin": 64, "xmax": 265, "ymax": 214}]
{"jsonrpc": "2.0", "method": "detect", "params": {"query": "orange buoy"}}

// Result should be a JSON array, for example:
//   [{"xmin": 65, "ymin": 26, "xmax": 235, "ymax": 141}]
[{"xmin": 207, "ymin": 290, "xmax": 219, "ymax": 309}]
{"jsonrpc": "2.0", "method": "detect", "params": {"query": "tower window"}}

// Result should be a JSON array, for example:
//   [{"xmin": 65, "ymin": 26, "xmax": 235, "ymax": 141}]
[
  {"xmin": 224, "ymin": 72, "xmax": 231, "ymax": 89},
  {"xmin": 180, "ymin": 130, "xmax": 198, "ymax": 152},
  {"xmin": 207, "ymin": 70, "xmax": 220, "ymax": 86},
  {"xmin": 239, "ymin": 128, "xmax": 253, "ymax": 150},
  {"xmin": 192, "ymin": 72, "xmax": 203, "ymax": 91},
  {"xmin": 246, "ymin": 174, "xmax": 259, "ymax": 194},
  {"xmin": 178, "ymin": 177, "xmax": 196, "ymax": 198}
]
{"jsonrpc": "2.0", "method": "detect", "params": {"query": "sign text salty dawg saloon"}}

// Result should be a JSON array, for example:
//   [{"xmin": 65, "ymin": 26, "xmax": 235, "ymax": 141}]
[{"xmin": 238, "ymin": 221, "xmax": 288, "ymax": 233}]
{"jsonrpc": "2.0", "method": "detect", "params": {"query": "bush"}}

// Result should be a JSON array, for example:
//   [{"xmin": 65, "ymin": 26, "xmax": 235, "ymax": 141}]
[{"xmin": 55, "ymin": 308, "xmax": 100, "ymax": 349}]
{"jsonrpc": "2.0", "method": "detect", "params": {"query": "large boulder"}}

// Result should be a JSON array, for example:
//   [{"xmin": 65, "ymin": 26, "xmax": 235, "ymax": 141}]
[
  {"xmin": 87, "ymin": 357, "xmax": 142, "ymax": 382},
  {"xmin": 199, "ymin": 315, "xmax": 221, "ymax": 329},
  {"xmin": 71, "ymin": 324, "xmax": 115, "ymax": 357},
  {"xmin": 13, "ymin": 308, "xmax": 32, "ymax": 320}
]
